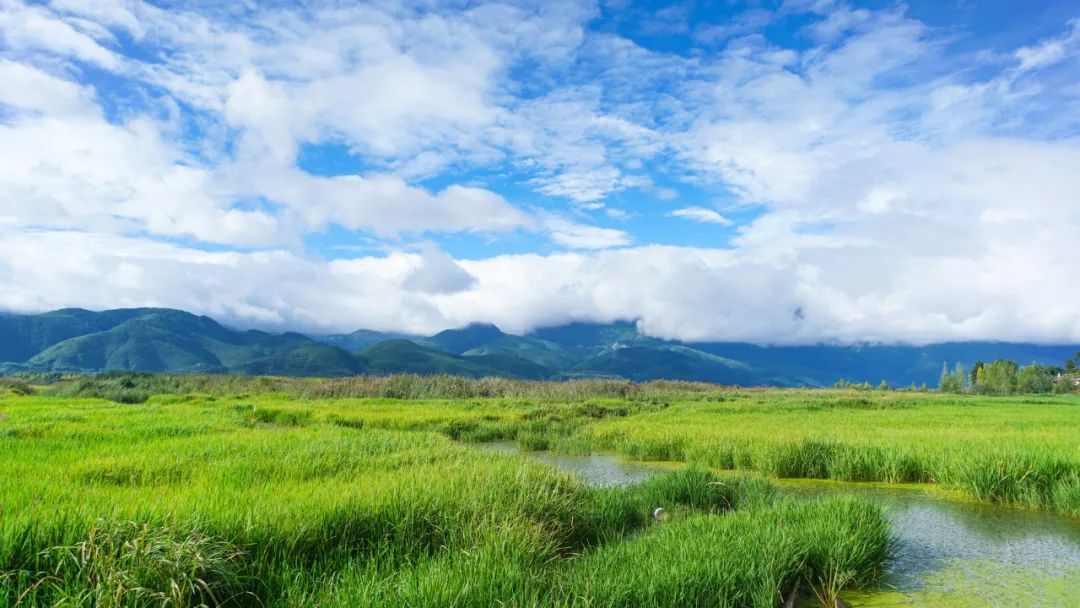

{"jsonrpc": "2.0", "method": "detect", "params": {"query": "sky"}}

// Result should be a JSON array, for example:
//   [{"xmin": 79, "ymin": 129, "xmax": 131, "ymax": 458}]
[{"xmin": 1, "ymin": 0, "xmax": 1078, "ymax": 344}]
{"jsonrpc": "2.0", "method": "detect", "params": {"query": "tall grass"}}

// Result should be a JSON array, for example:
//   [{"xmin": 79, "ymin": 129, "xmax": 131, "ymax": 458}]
[
  {"xmin": 33, "ymin": 379, "xmax": 1080, "ymax": 515},
  {"xmin": 0, "ymin": 394, "xmax": 897, "ymax": 607},
  {"xmin": 559, "ymin": 496, "xmax": 892, "ymax": 608},
  {"xmin": 44, "ymin": 371, "xmax": 724, "ymax": 402},
  {"xmin": 579, "ymin": 390, "xmax": 1080, "ymax": 516}
]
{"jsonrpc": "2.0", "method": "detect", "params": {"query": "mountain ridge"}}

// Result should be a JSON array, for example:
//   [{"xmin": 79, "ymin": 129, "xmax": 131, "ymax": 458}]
[{"xmin": 2, "ymin": 307, "xmax": 1077, "ymax": 386}]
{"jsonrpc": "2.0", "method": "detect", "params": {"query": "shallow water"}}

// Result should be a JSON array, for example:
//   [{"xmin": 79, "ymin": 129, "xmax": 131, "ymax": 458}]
[{"xmin": 481, "ymin": 442, "xmax": 1080, "ymax": 607}]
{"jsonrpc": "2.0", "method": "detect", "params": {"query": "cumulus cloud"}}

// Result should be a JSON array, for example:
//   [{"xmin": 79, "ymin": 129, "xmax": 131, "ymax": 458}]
[
  {"xmin": 403, "ymin": 246, "xmax": 478, "ymax": 295},
  {"xmin": 1, "ymin": 1, "xmax": 1079, "ymax": 344},
  {"xmin": 5, "ymin": 221, "xmax": 1079, "ymax": 345}
]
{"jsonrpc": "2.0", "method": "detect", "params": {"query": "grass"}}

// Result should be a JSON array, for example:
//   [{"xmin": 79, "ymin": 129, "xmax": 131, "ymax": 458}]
[
  {"xmin": 22, "ymin": 377, "xmax": 1080, "ymax": 516},
  {"xmin": 0, "ymin": 389, "xmax": 897, "ymax": 607},
  {"xmin": 1, "ymin": 375, "xmax": 1076, "ymax": 606},
  {"xmin": 579, "ymin": 390, "xmax": 1080, "ymax": 516}
]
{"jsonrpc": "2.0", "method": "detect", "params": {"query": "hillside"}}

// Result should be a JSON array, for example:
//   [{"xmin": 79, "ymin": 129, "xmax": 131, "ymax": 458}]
[
  {"xmin": 565, "ymin": 345, "xmax": 768, "ymax": 384},
  {"xmin": 316, "ymin": 329, "xmax": 411, "ymax": 352},
  {"xmin": 416, "ymin": 323, "xmax": 508, "ymax": 354},
  {"xmin": 362, "ymin": 340, "xmax": 550, "ymax": 379},
  {"xmin": 462, "ymin": 335, "xmax": 584, "ymax": 370},
  {"xmin": 1, "ymin": 308, "xmax": 1077, "ymax": 385},
  {"xmin": 234, "ymin": 344, "xmax": 368, "ymax": 377},
  {"xmin": 4, "ymin": 309, "xmax": 328, "ymax": 375}
]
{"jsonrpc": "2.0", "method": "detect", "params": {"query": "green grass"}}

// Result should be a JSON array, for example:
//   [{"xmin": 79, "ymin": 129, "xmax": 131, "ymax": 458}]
[
  {"xmin": 25, "ymin": 378, "xmax": 1080, "ymax": 516},
  {"xmin": 1, "ymin": 378, "xmax": 1076, "ymax": 606},
  {"xmin": 579, "ymin": 390, "xmax": 1080, "ymax": 516},
  {"xmin": 0, "ymin": 390, "xmax": 897, "ymax": 607}
]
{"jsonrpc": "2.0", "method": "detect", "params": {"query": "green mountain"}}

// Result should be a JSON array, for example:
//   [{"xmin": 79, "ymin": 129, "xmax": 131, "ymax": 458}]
[
  {"xmin": 7, "ymin": 308, "xmax": 325, "ymax": 374},
  {"xmin": 363, "ymin": 340, "xmax": 550, "ymax": 379},
  {"xmin": 417, "ymin": 323, "xmax": 507, "ymax": 354},
  {"xmin": 317, "ymin": 329, "xmax": 411, "ymax": 352},
  {"xmin": 234, "ymin": 344, "xmax": 367, "ymax": 377},
  {"xmin": 462, "ymin": 335, "xmax": 583, "ymax": 369},
  {"xmin": 415, "ymin": 323, "xmax": 585, "ymax": 370},
  {"xmin": 565, "ymin": 345, "xmax": 770, "ymax": 384},
  {"xmin": 1, "ymin": 308, "xmax": 1077, "ymax": 386},
  {"xmin": 0, "ymin": 308, "xmax": 156, "ymax": 362}
]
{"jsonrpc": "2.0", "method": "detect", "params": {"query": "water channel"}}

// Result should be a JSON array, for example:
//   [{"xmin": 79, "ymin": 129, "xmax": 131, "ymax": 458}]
[{"xmin": 481, "ymin": 442, "xmax": 1080, "ymax": 607}]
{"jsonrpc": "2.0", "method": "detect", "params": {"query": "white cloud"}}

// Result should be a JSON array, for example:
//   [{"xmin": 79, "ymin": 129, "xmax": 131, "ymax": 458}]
[
  {"xmin": 542, "ymin": 217, "xmax": 631, "ymax": 250},
  {"xmin": 5, "ymin": 190, "xmax": 1079, "ymax": 344},
  {"xmin": 1, "ymin": 1, "xmax": 1080, "ymax": 345},
  {"xmin": 669, "ymin": 206, "xmax": 733, "ymax": 225},
  {"xmin": 0, "ymin": 0, "xmax": 120, "ymax": 69},
  {"xmin": 0, "ymin": 60, "xmax": 92, "ymax": 115},
  {"xmin": 1014, "ymin": 20, "xmax": 1079, "ymax": 73},
  {"xmin": 403, "ymin": 246, "xmax": 477, "ymax": 295}
]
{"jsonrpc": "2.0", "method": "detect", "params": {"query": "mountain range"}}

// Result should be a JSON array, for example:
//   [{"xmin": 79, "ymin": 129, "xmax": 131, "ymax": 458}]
[{"xmin": 1, "ymin": 307, "xmax": 1077, "ymax": 387}]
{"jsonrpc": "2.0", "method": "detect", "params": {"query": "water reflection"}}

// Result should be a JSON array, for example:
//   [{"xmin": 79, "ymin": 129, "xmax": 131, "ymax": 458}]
[
  {"xmin": 481, "ymin": 442, "xmax": 1080, "ymax": 607},
  {"xmin": 780, "ymin": 480, "xmax": 1080, "ymax": 606}
]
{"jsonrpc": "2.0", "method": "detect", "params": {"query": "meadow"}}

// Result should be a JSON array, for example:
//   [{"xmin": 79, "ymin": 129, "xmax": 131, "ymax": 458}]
[{"xmin": 0, "ymin": 374, "xmax": 1077, "ymax": 607}]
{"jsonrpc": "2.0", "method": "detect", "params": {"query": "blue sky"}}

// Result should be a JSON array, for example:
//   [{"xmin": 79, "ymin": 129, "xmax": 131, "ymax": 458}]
[{"xmin": 1, "ymin": 1, "xmax": 1079, "ymax": 343}]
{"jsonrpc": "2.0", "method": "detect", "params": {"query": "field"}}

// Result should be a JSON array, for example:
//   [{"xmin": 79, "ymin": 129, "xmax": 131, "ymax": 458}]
[{"xmin": 1, "ymin": 375, "xmax": 1077, "ymax": 607}]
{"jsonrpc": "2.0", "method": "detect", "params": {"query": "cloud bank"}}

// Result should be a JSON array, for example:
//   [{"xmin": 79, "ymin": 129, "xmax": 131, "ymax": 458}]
[{"xmin": 1, "ymin": 0, "xmax": 1079, "ymax": 344}]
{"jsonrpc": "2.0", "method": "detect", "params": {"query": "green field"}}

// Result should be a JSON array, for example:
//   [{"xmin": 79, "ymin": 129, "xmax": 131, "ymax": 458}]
[{"xmin": 1, "ymin": 376, "xmax": 1077, "ymax": 607}]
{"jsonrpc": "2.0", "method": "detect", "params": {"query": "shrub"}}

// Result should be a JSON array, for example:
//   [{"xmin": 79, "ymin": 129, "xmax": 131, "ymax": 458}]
[{"xmin": 0, "ymin": 378, "xmax": 34, "ymax": 396}]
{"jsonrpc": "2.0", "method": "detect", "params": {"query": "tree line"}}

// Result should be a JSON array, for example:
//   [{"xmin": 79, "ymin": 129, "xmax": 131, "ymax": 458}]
[{"xmin": 939, "ymin": 351, "xmax": 1080, "ymax": 394}]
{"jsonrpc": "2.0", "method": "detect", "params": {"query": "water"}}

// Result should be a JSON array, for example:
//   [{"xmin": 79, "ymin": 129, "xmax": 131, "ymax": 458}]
[{"xmin": 482, "ymin": 442, "xmax": 1080, "ymax": 607}]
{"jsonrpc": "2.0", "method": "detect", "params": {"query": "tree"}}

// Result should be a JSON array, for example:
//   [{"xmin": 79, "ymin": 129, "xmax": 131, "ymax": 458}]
[
  {"xmin": 973, "ymin": 365, "xmax": 988, "ymax": 394},
  {"xmin": 878, "ymin": 380, "xmax": 889, "ymax": 391},
  {"xmin": 970, "ymin": 361, "xmax": 984, "ymax": 385},
  {"xmin": 1017, "ymin": 363, "xmax": 1053, "ymax": 394},
  {"xmin": 939, "ymin": 362, "xmax": 967, "ymax": 393},
  {"xmin": 982, "ymin": 359, "xmax": 1019, "ymax": 395}
]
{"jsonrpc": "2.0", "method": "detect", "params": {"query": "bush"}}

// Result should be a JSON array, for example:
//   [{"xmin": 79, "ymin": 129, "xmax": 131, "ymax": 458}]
[{"xmin": 0, "ymin": 378, "xmax": 34, "ymax": 396}]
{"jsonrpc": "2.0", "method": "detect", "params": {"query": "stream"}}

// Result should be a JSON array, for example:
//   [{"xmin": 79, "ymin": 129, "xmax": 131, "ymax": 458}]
[{"xmin": 482, "ymin": 442, "xmax": 1080, "ymax": 607}]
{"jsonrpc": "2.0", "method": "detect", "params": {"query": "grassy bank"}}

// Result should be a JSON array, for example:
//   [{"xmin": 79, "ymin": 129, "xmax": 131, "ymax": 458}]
[{"xmin": 0, "ymin": 393, "xmax": 894, "ymax": 607}]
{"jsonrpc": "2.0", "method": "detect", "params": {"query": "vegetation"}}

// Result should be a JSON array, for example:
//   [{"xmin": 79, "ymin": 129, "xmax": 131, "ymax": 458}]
[
  {"xmin": 939, "ymin": 350, "xmax": 1080, "ymax": 394},
  {"xmin": 0, "ymin": 390, "xmax": 900, "ymax": 607},
  {"xmin": 5, "ymin": 308, "xmax": 1079, "ymax": 388},
  {"xmin": 11, "ymin": 374, "xmax": 1080, "ymax": 514}
]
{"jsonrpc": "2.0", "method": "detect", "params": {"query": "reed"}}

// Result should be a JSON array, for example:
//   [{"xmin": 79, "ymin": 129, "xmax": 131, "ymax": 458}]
[{"xmin": 0, "ymin": 393, "xmax": 896, "ymax": 607}]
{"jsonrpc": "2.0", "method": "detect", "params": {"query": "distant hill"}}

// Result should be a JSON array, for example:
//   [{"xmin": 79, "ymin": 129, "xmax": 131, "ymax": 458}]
[
  {"xmin": 1, "ymin": 307, "xmax": 1077, "ymax": 385},
  {"xmin": 417, "ymin": 323, "xmax": 507, "ymax": 354},
  {"xmin": 691, "ymin": 341, "xmax": 1080, "ymax": 387},
  {"xmin": 462, "ymin": 335, "xmax": 584, "ymax": 370},
  {"xmin": 316, "ymin": 329, "xmax": 411, "ymax": 352},
  {"xmin": 564, "ymin": 345, "xmax": 771, "ymax": 384},
  {"xmin": 2, "ymin": 308, "xmax": 327, "ymax": 375},
  {"xmin": 362, "ymin": 340, "xmax": 550, "ymax": 379},
  {"xmin": 234, "ymin": 344, "xmax": 367, "ymax": 377}
]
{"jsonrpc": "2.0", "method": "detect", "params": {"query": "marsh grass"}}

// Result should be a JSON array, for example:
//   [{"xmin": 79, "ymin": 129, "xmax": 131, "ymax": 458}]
[
  {"xmin": 1, "ymin": 381, "xmax": 1076, "ymax": 606},
  {"xmin": 0, "ymin": 392, "xmax": 901, "ymax": 607},
  {"xmin": 24, "ymin": 520, "xmax": 250, "ymax": 608},
  {"xmin": 558, "ymin": 496, "xmax": 893, "ymax": 608}
]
